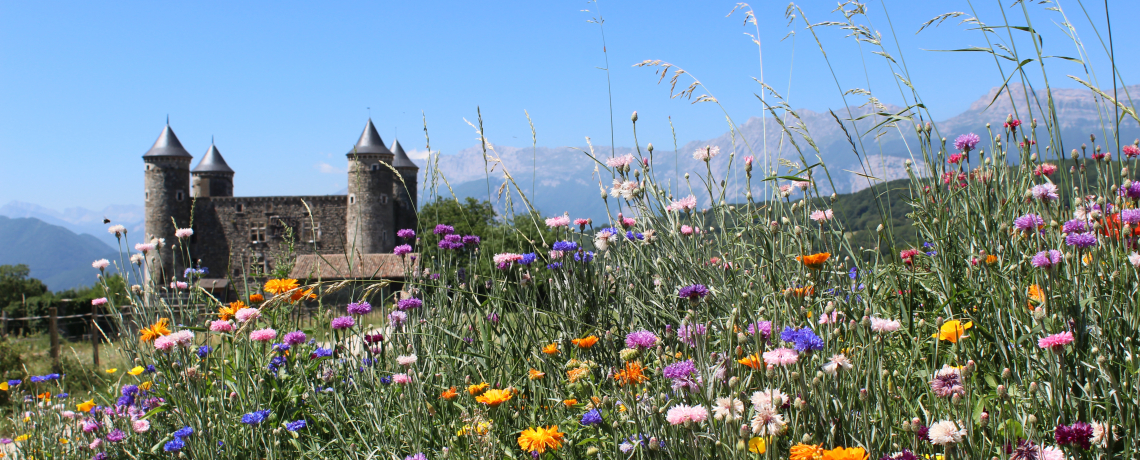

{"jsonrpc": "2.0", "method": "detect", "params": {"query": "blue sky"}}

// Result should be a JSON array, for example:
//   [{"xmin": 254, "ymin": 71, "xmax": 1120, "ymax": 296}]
[{"xmin": 1, "ymin": 0, "xmax": 1136, "ymax": 210}]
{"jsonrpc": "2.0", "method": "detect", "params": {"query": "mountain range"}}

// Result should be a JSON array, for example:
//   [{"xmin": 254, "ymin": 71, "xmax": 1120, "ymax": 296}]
[{"xmin": 0, "ymin": 216, "xmax": 119, "ymax": 291}]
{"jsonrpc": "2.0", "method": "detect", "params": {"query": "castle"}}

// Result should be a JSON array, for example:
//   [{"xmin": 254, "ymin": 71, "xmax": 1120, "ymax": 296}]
[{"xmin": 142, "ymin": 119, "xmax": 418, "ymax": 285}]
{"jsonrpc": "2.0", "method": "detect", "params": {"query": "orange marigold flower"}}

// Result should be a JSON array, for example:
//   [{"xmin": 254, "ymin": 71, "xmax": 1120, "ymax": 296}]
[
  {"xmin": 517, "ymin": 425, "xmax": 565, "ymax": 454},
  {"xmin": 821, "ymin": 446, "xmax": 869, "ymax": 460},
  {"xmin": 614, "ymin": 361, "xmax": 649, "ymax": 386},
  {"xmin": 528, "ymin": 369, "xmax": 545, "ymax": 380},
  {"xmin": 571, "ymin": 336, "xmax": 599, "ymax": 348},
  {"xmin": 263, "ymin": 278, "xmax": 299, "ymax": 295},
  {"xmin": 790, "ymin": 443, "xmax": 825, "ymax": 460},
  {"xmin": 786, "ymin": 286, "xmax": 815, "ymax": 297},
  {"xmin": 1027, "ymin": 284, "xmax": 1046, "ymax": 310},
  {"xmin": 985, "ymin": 254, "xmax": 998, "ymax": 265},
  {"xmin": 466, "ymin": 382, "xmax": 489, "ymax": 395},
  {"xmin": 567, "ymin": 367, "xmax": 590, "ymax": 383},
  {"xmin": 796, "ymin": 252, "xmax": 830, "ymax": 269},
  {"xmin": 217, "ymin": 301, "xmax": 247, "ymax": 320},
  {"xmin": 933, "ymin": 320, "xmax": 973, "ymax": 343},
  {"xmin": 475, "ymin": 388, "xmax": 513, "ymax": 407},
  {"xmin": 738, "ymin": 354, "xmax": 763, "ymax": 369},
  {"xmin": 290, "ymin": 288, "xmax": 316, "ymax": 302},
  {"xmin": 542, "ymin": 343, "xmax": 559, "ymax": 354},
  {"xmin": 562, "ymin": 399, "xmax": 577, "ymax": 407},
  {"xmin": 37, "ymin": 392, "xmax": 52, "ymax": 401},
  {"xmin": 440, "ymin": 387, "xmax": 459, "ymax": 400},
  {"xmin": 139, "ymin": 318, "xmax": 172, "ymax": 342},
  {"xmin": 248, "ymin": 293, "xmax": 265, "ymax": 303},
  {"xmin": 76, "ymin": 399, "xmax": 95, "ymax": 412}
]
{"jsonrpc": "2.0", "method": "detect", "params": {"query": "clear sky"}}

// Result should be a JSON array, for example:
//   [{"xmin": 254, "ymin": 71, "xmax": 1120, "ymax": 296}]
[{"xmin": 1, "ymin": 0, "xmax": 1136, "ymax": 210}]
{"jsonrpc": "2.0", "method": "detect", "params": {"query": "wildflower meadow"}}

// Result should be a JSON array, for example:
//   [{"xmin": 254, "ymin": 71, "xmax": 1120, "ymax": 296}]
[{"xmin": 2, "ymin": 2, "xmax": 1139, "ymax": 459}]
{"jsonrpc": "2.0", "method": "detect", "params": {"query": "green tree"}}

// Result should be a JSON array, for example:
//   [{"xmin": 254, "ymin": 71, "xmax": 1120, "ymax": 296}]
[{"xmin": 0, "ymin": 264, "xmax": 47, "ymax": 316}]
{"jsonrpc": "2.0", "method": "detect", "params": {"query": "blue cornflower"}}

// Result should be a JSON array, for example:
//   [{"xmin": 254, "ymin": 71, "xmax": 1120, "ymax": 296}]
[
  {"xmin": 46, "ymin": 374, "xmax": 60, "ymax": 380},
  {"xmin": 923, "ymin": 242, "xmax": 934, "ymax": 248},
  {"xmin": 55, "ymin": 393, "xmax": 68, "ymax": 398},
  {"xmin": 380, "ymin": 376, "xmax": 392, "ymax": 385},
  {"xmin": 144, "ymin": 365, "xmax": 156, "ymax": 374},
  {"xmin": 519, "ymin": 253, "xmax": 537, "ymax": 265},
  {"xmin": 552, "ymin": 240, "xmax": 578, "ymax": 252},
  {"xmin": 163, "ymin": 437, "xmax": 185, "ymax": 452},
  {"xmin": 116, "ymin": 395, "xmax": 134, "ymax": 407},
  {"xmin": 285, "ymin": 420, "xmax": 307, "ymax": 432},
  {"xmin": 272, "ymin": 343, "xmax": 291, "ymax": 353},
  {"xmin": 580, "ymin": 409, "xmax": 603, "ymax": 426},
  {"xmin": 925, "ymin": 251, "xmax": 937, "ymax": 256},
  {"xmin": 780, "ymin": 326, "xmax": 824, "ymax": 352},
  {"xmin": 6, "ymin": 380, "xmax": 19, "ymax": 387},
  {"xmin": 625, "ymin": 230, "xmax": 644, "ymax": 241},
  {"xmin": 267, "ymin": 356, "xmax": 288, "ymax": 374},
  {"xmin": 241, "ymin": 410, "xmax": 271, "ymax": 425},
  {"xmin": 848, "ymin": 267, "xmax": 858, "ymax": 280},
  {"xmin": 546, "ymin": 262, "xmax": 563, "ymax": 270},
  {"xmin": 172, "ymin": 426, "xmax": 194, "ymax": 438},
  {"xmin": 196, "ymin": 345, "xmax": 212, "ymax": 358},
  {"xmin": 29, "ymin": 376, "xmax": 45, "ymax": 383},
  {"xmin": 121, "ymin": 385, "xmax": 139, "ymax": 396},
  {"xmin": 574, "ymin": 251, "xmax": 594, "ymax": 263},
  {"xmin": 310, "ymin": 347, "xmax": 333, "ymax": 359}
]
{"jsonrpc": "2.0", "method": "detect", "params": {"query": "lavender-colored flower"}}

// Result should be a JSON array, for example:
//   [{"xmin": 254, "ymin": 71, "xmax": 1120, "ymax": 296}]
[
  {"xmin": 954, "ymin": 133, "xmax": 980, "ymax": 152},
  {"xmin": 347, "ymin": 301, "xmax": 372, "ymax": 315},
  {"xmin": 462, "ymin": 235, "xmax": 481, "ymax": 246},
  {"xmin": 1031, "ymin": 183, "xmax": 1059, "ymax": 201},
  {"xmin": 677, "ymin": 323, "xmax": 707, "ymax": 347},
  {"xmin": 1013, "ymin": 214, "xmax": 1045, "ymax": 232},
  {"xmin": 438, "ymin": 234, "xmax": 464, "ymax": 250},
  {"xmin": 433, "ymin": 224, "xmax": 454, "ymax": 235},
  {"xmin": 1065, "ymin": 232, "xmax": 1098, "ymax": 248},
  {"xmin": 396, "ymin": 229, "xmax": 415, "ymax": 239},
  {"xmin": 677, "ymin": 284, "xmax": 710, "ymax": 301},
  {"xmin": 106, "ymin": 429, "xmax": 126, "ymax": 442},
  {"xmin": 330, "ymin": 316, "xmax": 355, "ymax": 330},
  {"xmin": 662, "ymin": 360, "xmax": 696, "ymax": 380},
  {"xmin": 1122, "ymin": 208, "xmax": 1140, "ymax": 225},
  {"xmin": 625, "ymin": 330, "xmax": 658, "ymax": 349},
  {"xmin": 929, "ymin": 367, "xmax": 965, "ymax": 398},
  {"xmin": 405, "ymin": 454, "xmax": 428, "ymax": 460},
  {"xmin": 388, "ymin": 310, "xmax": 408, "ymax": 327},
  {"xmin": 1062, "ymin": 219, "xmax": 1088, "ymax": 234},
  {"xmin": 1120, "ymin": 182, "xmax": 1140, "ymax": 199},
  {"xmin": 393, "ymin": 244, "xmax": 413, "ymax": 256},
  {"xmin": 746, "ymin": 321, "xmax": 773, "ymax": 341},
  {"xmin": 1031, "ymin": 250, "xmax": 1063, "ymax": 269},
  {"xmin": 283, "ymin": 331, "xmax": 307, "ymax": 346},
  {"xmin": 397, "ymin": 298, "xmax": 423, "ymax": 310}
]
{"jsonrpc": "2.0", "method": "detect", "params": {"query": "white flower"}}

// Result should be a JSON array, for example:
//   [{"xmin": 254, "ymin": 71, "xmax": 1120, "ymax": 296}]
[
  {"xmin": 130, "ymin": 254, "xmax": 145, "ymax": 265},
  {"xmin": 107, "ymin": 225, "xmax": 126, "ymax": 236},
  {"xmin": 821, "ymin": 354, "xmax": 852, "ymax": 376},
  {"xmin": 1040, "ymin": 446, "xmax": 1066, "ymax": 460},
  {"xmin": 870, "ymin": 317, "xmax": 901, "ymax": 332},
  {"xmin": 748, "ymin": 404, "xmax": 786, "ymax": 436},
  {"xmin": 809, "ymin": 209, "xmax": 834, "ymax": 222},
  {"xmin": 927, "ymin": 420, "xmax": 965, "ymax": 445},
  {"xmin": 396, "ymin": 354, "xmax": 418, "ymax": 367},
  {"xmin": 1090, "ymin": 421, "xmax": 1108, "ymax": 448},
  {"xmin": 175, "ymin": 228, "xmax": 194, "ymax": 238},
  {"xmin": 1129, "ymin": 252, "xmax": 1140, "ymax": 268},
  {"xmin": 609, "ymin": 179, "xmax": 638, "ymax": 200},
  {"xmin": 693, "ymin": 145, "xmax": 720, "ymax": 161},
  {"xmin": 1031, "ymin": 183, "xmax": 1059, "ymax": 201},
  {"xmin": 92, "ymin": 259, "xmax": 110, "ymax": 270},
  {"xmin": 712, "ymin": 397, "xmax": 744, "ymax": 422},
  {"xmin": 750, "ymin": 388, "xmax": 786, "ymax": 409}
]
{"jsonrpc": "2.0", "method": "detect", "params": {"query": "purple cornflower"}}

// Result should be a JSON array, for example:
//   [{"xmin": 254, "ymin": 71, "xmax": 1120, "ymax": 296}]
[
  {"xmin": 283, "ymin": 330, "xmax": 307, "ymax": 346},
  {"xmin": 433, "ymin": 224, "xmax": 454, "ymax": 235},
  {"xmin": 929, "ymin": 367, "xmax": 966, "ymax": 398},
  {"xmin": 438, "ymin": 234, "xmax": 464, "ymax": 250},
  {"xmin": 1013, "ymin": 214, "xmax": 1045, "ymax": 233},
  {"xmin": 1065, "ymin": 232, "xmax": 1097, "ymax": 248},
  {"xmin": 405, "ymin": 454, "xmax": 428, "ymax": 460},
  {"xmin": 954, "ymin": 133, "xmax": 980, "ymax": 152},
  {"xmin": 1120, "ymin": 182, "xmax": 1140, "ymax": 199},
  {"xmin": 93, "ymin": 453, "xmax": 109, "ymax": 460},
  {"xmin": 580, "ymin": 409, "xmax": 603, "ymax": 426},
  {"xmin": 393, "ymin": 244, "xmax": 413, "ymax": 256},
  {"xmin": 396, "ymin": 229, "xmax": 415, "ymax": 239},
  {"xmin": 1055, "ymin": 421, "xmax": 1093, "ymax": 449},
  {"xmin": 677, "ymin": 323, "xmax": 707, "ymax": 347},
  {"xmin": 662, "ymin": 360, "xmax": 696, "ymax": 380},
  {"xmin": 388, "ymin": 310, "xmax": 408, "ymax": 327},
  {"xmin": 397, "ymin": 298, "xmax": 423, "ymax": 310},
  {"xmin": 462, "ymin": 235, "xmax": 481, "ymax": 246},
  {"xmin": 746, "ymin": 321, "xmax": 773, "ymax": 341},
  {"xmin": 330, "ymin": 316, "xmax": 355, "ymax": 330},
  {"xmin": 1062, "ymin": 219, "xmax": 1088, "ymax": 234},
  {"xmin": 286, "ymin": 420, "xmax": 307, "ymax": 432},
  {"xmin": 1121, "ymin": 208, "xmax": 1140, "ymax": 225},
  {"xmin": 106, "ymin": 429, "xmax": 126, "ymax": 443},
  {"xmin": 1030, "ymin": 183, "xmax": 1059, "ymax": 201},
  {"xmin": 677, "ymin": 284, "xmax": 710, "ymax": 301},
  {"xmin": 1031, "ymin": 250, "xmax": 1063, "ymax": 269},
  {"xmin": 347, "ymin": 301, "xmax": 372, "ymax": 315},
  {"xmin": 624, "ymin": 330, "xmax": 658, "ymax": 349}
]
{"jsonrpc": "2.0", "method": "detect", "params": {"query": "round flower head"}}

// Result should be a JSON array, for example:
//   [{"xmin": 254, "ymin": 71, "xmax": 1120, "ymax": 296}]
[
  {"xmin": 1014, "ymin": 214, "xmax": 1045, "ymax": 233},
  {"xmin": 1031, "ymin": 249, "xmax": 1063, "ymax": 269},
  {"xmin": 809, "ymin": 209, "xmax": 834, "ymax": 222},
  {"xmin": 1065, "ymin": 232, "xmax": 1097, "ymax": 248},
  {"xmin": 209, "ymin": 320, "xmax": 234, "ymax": 333},
  {"xmin": 1038, "ymin": 331, "xmax": 1074, "ymax": 350},
  {"xmin": 433, "ymin": 224, "xmax": 454, "ymax": 235},
  {"xmin": 821, "ymin": 354, "xmax": 852, "ymax": 375},
  {"xmin": 545, "ymin": 215, "xmax": 571, "ymax": 228},
  {"xmin": 1122, "ymin": 208, "xmax": 1140, "ymax": 225},
  {"xmin": 927, "ymin": 420, "xmax": 965, "ymax": 445},
  {"xmin": 869, "ymin": 317, "xmax": 901, "ymax": 332},
  {"xmin": 397, "ymin": 298, "xmax": 423, "ymax": 310},
  {"xmin": 241, "ymin": 409, "xmax": 271, "ymax": 425},
  {"xmin": 234, "ymin": 308, "xmax": 261, "ymax": 323},
  {"xmin": 662, "ymin": 360, "xmax": 696, "ymax": 380},
  {"xmin": 393, "ymin": 244, "xmax": 412, "ymax": 256},
  {"xmin": 174, "ymin": 228, "xmax": 193, "ymax": 238},
  {"xmin": 392, "ymin": 373, "xmax": 412, "ymax": 385},
  {"xmin": 396, "ymin": 228, "xmax": 415, "ymax": 239},
  {"xmin": 346, "ymin": 301, "xmax": 372, "ymax": 315},
  {"xmin": 330, "ymin": 316, "xmax": 355, "ymax": 330},
  {"xmin": 762, "ymin": 348, "xmax": 799, "ymax": 367},
  {"xmin": 249, "ymin": 328, "xmax": 277, "ymax": 342},
  {"xmin": 132, "ymin": 419, "xmax": 150, "ymax": 433},
  {"xmin": 929, "ymin": 365, "xmax": 965, "ymax": 398},
  {"xmin": 1031, "ymin": 183, "xmax": 1059, "ymax": 201},
  {"xmin": 692, "ymin": 145, "xmax": 719, "ymax": 161},
  {"xmin": 665, "ymin": 195, "xmax": 697, "ymax": 213},
  {"xmin": 1062, "ymin": 219, "xmax": 1087, "ymax": 234},
  {"xmin": 92, "ymin": 259, "xmax": 110, "ymax": 270},
  {"xmin": 396, "ymin": 354, "xmax": 417, "ymax": 366},
  {"xmin": 388, "ymin": 310, "xmax": 408, "ymax": 327},
  {"xmin": 624, "ymin": 330, "xmax": 658, "ymax": 349},
  {"xmin": 954, "ymin": 133, "xmax": 980, "ymax": 152},
  {"xmin": 665, "ymin": 404, "xmax": 708, "ymax": 425},
  {"xmin": 283, "ymin": 330, "xmax": 307, "ymax": 346},
  {"xmin": 92, "ymin": 297, "xmax": 107, "ymax": 306},
  {"xmin": 580, "ymin": 409, "xmax": 603, "ymax": 426},
  {"xmin": 677, "ymin": 284, "xmax": 710, "ymax": 301}
]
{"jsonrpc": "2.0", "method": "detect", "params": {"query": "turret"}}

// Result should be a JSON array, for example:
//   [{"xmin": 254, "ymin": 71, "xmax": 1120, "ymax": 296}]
[
  {"xmin": 192, "ymin": 142, "xmax": 235, "ymax": 197},
  {"xmin": 344, "ymin": 119, "xmax": 395, "ymax": 256},
  {"xmin": 390, "ymin": 139, "xmax": 419, "ymax": 233},
  {"xmin": 142, "ymin": 124, "xmax": 193, "ymax": 281}
]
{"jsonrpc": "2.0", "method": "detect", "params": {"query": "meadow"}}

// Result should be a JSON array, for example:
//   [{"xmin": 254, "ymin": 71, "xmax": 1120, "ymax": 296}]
[{"xmin": 2, "ymin": 2, "xmax": 1139, "ymax": 459}]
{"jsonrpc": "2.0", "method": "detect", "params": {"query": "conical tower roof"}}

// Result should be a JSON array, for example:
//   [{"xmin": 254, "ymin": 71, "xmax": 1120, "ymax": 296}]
[
  {"xmin": 193, "ymin": 142, "xmax": 234, "ymax": 173},
  {"xmin": 347, "ymin": 119, "xmax": 392, "ymax": 155},
  {"xmin": 391, "ymin": 139, "xmax": 418, "ymax": 169},
  {"xmin": 143, "ymin": 125, "xmax": 193, "ymax": 158}
]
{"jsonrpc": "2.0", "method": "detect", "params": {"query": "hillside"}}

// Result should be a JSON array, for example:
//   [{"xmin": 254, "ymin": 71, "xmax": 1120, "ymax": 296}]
[{"xmin": 0, "ymin": 216, "xmax": 119, "ymax": 291}]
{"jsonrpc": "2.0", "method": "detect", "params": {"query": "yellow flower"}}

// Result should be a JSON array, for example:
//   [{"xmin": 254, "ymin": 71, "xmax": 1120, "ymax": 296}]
[
  {"xmin": 748, "ymin": 437, "xmax": 766, "ymax": 454},
  {"xmin": 933, "ymin": 320, "xmax": 973, "ymax": 343},
  {"xmin": 77, "ymin": 399, "xmax": 96, "ymax": 412},
  {"xmin": 517, "ymin": 425, "xmax": 565, "ymax": 454},
  {"xmin": 822, "ymin": 446, "xmax": 869, "ymax": 460},
  {"xmin": 13, "ymin": 435, "xmax": 28, "ymax": 442},
  {"xmin": 528, "ymin": 369, "xmax": 545, "ymax": 380},
  {"xmin": 139, "ymin": 381, "xmax": 154, "ymax": 391},
  {"xmin": 59, "ymin": 438, "xmax": 69, "ymax": 444},
  {"xmin": 0, "ymin": 381, "xmax": 8, "ymax": 391},
  {"xmin": 105, "ymin": 368, "xmax": 118, "ymax": 374},
  {"xmin": 466, "ymin": 382, "xmax": 489, "ymax": 395},
  {"xmin": 457, "ymin": 421, "xmax": 492, "ymax": 436},
  {"xmin": 263, "ymin": 279, "xmax": 299, "ymax": 295},
  {"xmin": 128, "ymin": 366, "xmax": 145, "ymax": 376},
  {"xmin": 475, "ymin": 388, "xmax": 513, "ymax": 407},
  {"xmin": 542, "ymin": 343, "xmax": 559, "ymax": 354}
]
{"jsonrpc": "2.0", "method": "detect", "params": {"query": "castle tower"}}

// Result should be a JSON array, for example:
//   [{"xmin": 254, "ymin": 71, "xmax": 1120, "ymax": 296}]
[
  {"xmin": 142, "ymin": 124, "xmax": 194, "ymax": 281},
  {"xmin": 192, "ymin": 142, "xmax": 235, "ymax": 197},
  {"xmin": 345, "ymin": 119, "xmax": 395, "ymax": 256},
  {"xmin": 390, "ymin": 139, "xmax": 419, "ymax": 233}
]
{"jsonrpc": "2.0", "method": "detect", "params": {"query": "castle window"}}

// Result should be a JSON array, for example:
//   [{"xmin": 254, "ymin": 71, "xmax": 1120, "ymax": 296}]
[
  {"xmin": 175, "ymin": 190, "xmax": 185, "ymax": 201},
  {"xmin": 254, "ymin": 252, "xmax": 268, "ymax": 274},
  {"xmin": 236, "ymin": 203, "xmax": 244, "ymax": 213},
  {"xmin": 302, "ymin": 221, "xmax": 321, "ymax": 242},
  {"xmin": 145, "ymin": 191, "xmax": 150, "ymax": 201},
  {"xmin": 371, "ymin": 164, "xmax": 380, "ymax": 171},
  {"xmin": 250, "ymin": 222, "xmax": 267, "ymax": 243},
  {"xmin": 380, "ymin": 194, "xmax": 389, "ymax": 205},
  {"xmin": 349, "ymin": 194, "xmax": 356, "ymax": 205}
]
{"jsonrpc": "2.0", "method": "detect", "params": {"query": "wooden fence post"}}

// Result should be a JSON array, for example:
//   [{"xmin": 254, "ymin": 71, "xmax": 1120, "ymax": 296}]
[
  {"xmin": 49, "ymin": 307, "xmax": 59, "ymax": 371},
  {"xmin": 91, "ymin": 303, "xmax": 100, "ymax": 366}
]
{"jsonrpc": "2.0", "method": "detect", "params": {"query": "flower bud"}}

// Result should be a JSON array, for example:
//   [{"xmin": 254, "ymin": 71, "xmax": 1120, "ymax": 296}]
[{"xmin": 631, "ymin": 111, "xmax": 638, "ymax": 122}]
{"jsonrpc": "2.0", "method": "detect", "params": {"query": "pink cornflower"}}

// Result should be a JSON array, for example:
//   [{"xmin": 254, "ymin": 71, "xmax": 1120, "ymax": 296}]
[
  {"xmin": 605, "ymin": 154, "xmax": 635, "ymax": 169},
  {"xmin": 761, "ymin": 348, "xmax": 798, "ymax": 368},
  {"xmin": 392, "ymin": 373, "xmax": 412, "ymax": 385},
  {"xmin": 869, "ymin": 317, "xmax": 901, "ymax": 333},
  {"xmin": 1129, "ymin": 252, "xmax": 1140, "ymax": 268},
  {"xmin": 545, "ymin": 215, "xmax": 570, "ymax": 228},
  {"xmin": 492, "ymin": 253, "xmax": 523, "ymax": 269},
  {"xmin": 744, "ymin": 155, "xmax": 754, "ymax": 166},
  {"xmin": 174, "ymin": 228, "xmax": 194, "ymax": 238},
  {"xmin": 132, "ymin": 419, "xmax": 150, "ymax": 433},
  {"xmin": 249, "ymin": 328, "xmax": 277, "ymax": 342},
  {"xmin": 210, "ymin": 320, "xmax": 234, "ymax": 333},
  {"xmin": 793, "ymin": 179, "xmax": 812, "ymax": 190},
  {"xmin": 810, "ymin": 209, "xmax": 834, "ymax": 222},
  {"xmin": 620, "ymin": 216, "xmax": 636, "ymax": 228},
  {"xmin": 573, "ymin": 218, "xmax": 590, "ymax": 229},
  {"xmin": 169, "ymin": 330, "xmax": 194, "ymax": 346},
  {"xmin": 393, "ymin": 244, "xmax": 412, "ymax": 256},
  {"xmin": 818, "ymin": 310, "xmax": 843, "ymax": 325},
  {"xmin": 170, "ymin": 281, "xmax": 188, "ymax": 290},
  {"xmin": 665, "ymin": 404, "xmax": 709, "ymax": 425},
  {"xmin": 1038, "ymin": 331, "xmax": 1074, "ymax": 350},
  {"xmin": 693, "ymin": 145, "xmax": 719, "ymax": 161},
  {"xmin": 900, "ymin": 248, "xmax": 920, "ymax": 265},
  {"xmin": 134, "ymin": 243, "xmax": 155, "ymax": 253},
  {"xmin": 929, "ymin": 366, "xmax": 965, "ymax": 398},
  {"xmin": 1031, "ymin": 183, "xmax": 1059, "ymax": 202},
  {"xmin": 235, "ymin": 308, "xmax": 261, "ymax": 323},
  {"xmin": 1034, "ymin": 163, "xmax": 1058, "ymax": 176},
  {"xmin": 153, "ymin": 335, "xmax": 175, "ymax": 351},
  {"xmin": 92, "ymin": 297, "xmax": 107, "ymax": 306},
  {"xmin": 1031, "ymin": 250, "xmax": 1063, "ymax": 269},
  {"xmin": 666, "ymin": 195, "xmax": 697, "ymax": 213},
  {"xmin": 779, "ymin": 184, "xmax": 793, "ymax": 197},
  {"xmin": 947, "ymin": 153, "xmax": 965, "ymax": 164},
  {"xmin": 680, "ymin": 225, "xmax": 694, "ymax": 235},
  {"xmin": 1125, "ymin": 145, "xmax": 1140, "ymax": 158},
  {"xmin": 330, "ymin": 316, "xmax": 355, "ymax": 330},
  {"xmin": 92, "ymin": 259, "xmax": 110, "ymax": 270}
]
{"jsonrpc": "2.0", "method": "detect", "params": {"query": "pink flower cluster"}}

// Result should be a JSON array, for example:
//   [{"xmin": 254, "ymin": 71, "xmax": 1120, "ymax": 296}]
[
  {"xmin": 665, "ymin": 404, "xmax": 709, "ymax": 425},
  {"xmin": 1038, "ymin": 331, "xmax": 1074, "ymax": 350},
  {"xmin": 174, "ymin": 228, "xmax": 194, "ymax": 238},
  {"xmin": 210, "ymin": 320, "xmax": 234, "ymax": 332},
  {"xmin": 605, "ymin": 154, "xmax": 635, "ymax": 169},
  {"xmin": 762, "ymin": 348, "xmax": 798, "ymax": 367},
  {"xmin": 154, "ymin": 330, "xmax": 194, "ymax": 351},
  {"xmin": 92, "ymin": 259, "xmax": 110, "ymax": 270},
  {"xmin": 810, "ymin": 209, "xmax": 834, "ymax": 222},
  {"xmin": 665, "ymin": 195, "xmax": 697, "ymax": 213},
  {"xmin": 249, "ymin": 328, "xmax": 277, "ymax": 342},
  {"xmin": 492, "ymin": 253, "xmax": 524, "ymax": 267},
  {"xmin": 544, "ymin": 215, "xmax": 570, "ymax": 228}
]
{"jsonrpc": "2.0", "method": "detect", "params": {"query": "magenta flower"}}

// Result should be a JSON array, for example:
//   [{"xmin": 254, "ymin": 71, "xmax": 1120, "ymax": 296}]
[
  {"xmin": 954, "ymin": 133, "xmax": 980, "ymax": 152},
  {"xmin": 346, "ymin": 301, "xmax": 372, "ymax": 315},
  {"xmin": 249, "ymin": 328, "xmax": 277, "ymax": 342},
  {"xmin": 624, "ymin": 330, "xmax": 658, "ymax": 349},
  {"xmin": 330, "ymin": 316, "xmax": 355, "ymax": 330},
  {"xmin": 1031, "ymin": 250, "xmax": 1062, "ymax": 269},
  {"xmin": 283, "ymin": 330, "xmax": 307, "ymax": 346},
  {"xmin": 1013, "ymin": 214, "xmax": 1045, "ymax": 233},
  {"xmin": 393, "ymin": 244, "xmax": 412, "ymax": 256},
  {"xmin": 1038, "ymin": 331, "xmax": 1074, "ymax": 350},
  {"xmin": 396, "ymin": 229, "xmax": 415, "ymax": 239},
  {"xmin": 1065, "ymin": 232, "xmax": 1097, "ymax": 248}
]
